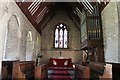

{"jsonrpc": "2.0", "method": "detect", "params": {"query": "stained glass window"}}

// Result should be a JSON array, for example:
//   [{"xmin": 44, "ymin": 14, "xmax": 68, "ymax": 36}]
[{"xmin": 54, "ymin": 23, "xmax": 68, "ymax": 48}]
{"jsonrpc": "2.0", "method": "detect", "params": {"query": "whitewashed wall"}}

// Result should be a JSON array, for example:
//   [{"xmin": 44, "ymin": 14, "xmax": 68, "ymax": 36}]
[
  {"xmin": 0, "ymin": 0, "xmax": 41, "ymax": 77},
  {"xmin": 101, "ymin": 0, "xmax": 119, "ymax": 63}
]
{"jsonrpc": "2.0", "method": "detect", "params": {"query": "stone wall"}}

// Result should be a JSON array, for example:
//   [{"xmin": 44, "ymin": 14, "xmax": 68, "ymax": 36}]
[
  {"xmin": 117, "ymin": 1, "xmax": 120, "ymax": 62},
  {"xmin": 0, "ymin": 0, "xmax": 41, "ymax": 76},
  {"xmin": 101, "ymin": 1, "xmax": 119, "ymax": 62},
  {"xmin": 41, "ymin": 11, "xmax": 82, "ymax": 64}
]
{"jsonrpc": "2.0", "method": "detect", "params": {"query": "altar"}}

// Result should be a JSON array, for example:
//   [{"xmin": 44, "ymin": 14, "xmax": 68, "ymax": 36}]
[
  {"xmin": 48, "ymin": 58, "xmax": 73, "ymax": 68},
  {"xmin": 48, "ymin": 58, "xmax": 75, "ymax": 79}
]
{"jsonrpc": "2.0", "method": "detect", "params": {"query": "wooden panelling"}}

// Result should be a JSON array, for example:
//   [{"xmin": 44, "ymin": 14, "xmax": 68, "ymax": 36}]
[
  {"xmin": 35, "ymin": 64, "xmax": 48, "ymax": 79},
  {"xmin": 12, "ymin": 61, "xmax": 35, "ymax": 79}
]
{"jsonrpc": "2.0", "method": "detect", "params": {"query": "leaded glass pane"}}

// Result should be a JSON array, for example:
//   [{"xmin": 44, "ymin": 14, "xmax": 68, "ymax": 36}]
[
  {"xmin": 55, "ymin": 28, "xmax": 58, "ymax": 48},
  {"xmin": 64, "ymin": 29, "xmax": 67, "ymax": 48},
  {"xmin": 59, "ymin": 29, "xmax": 63, "ymax": 48}
]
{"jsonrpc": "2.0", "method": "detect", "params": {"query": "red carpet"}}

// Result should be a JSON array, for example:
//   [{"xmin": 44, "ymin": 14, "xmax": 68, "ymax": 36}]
[
  {"xmin": 52, "ymin": 70, "xmax": 69, "ymax": 75},
  {"xmin": 49, "ymin": 75, "xmax": 72, "ymax": 80}
]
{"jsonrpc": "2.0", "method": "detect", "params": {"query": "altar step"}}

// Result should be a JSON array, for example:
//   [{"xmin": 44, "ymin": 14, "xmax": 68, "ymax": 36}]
[
  {"xmin": 48, "ymin": 70, "xmax": 74, "ymax": 74},
  {"xmin": 48, "ymin": 69, "xmax": 75, "ymax": 80},
  {"xmin": 48, "ymin": 75, "xmax": 74, "ymax": 80}
]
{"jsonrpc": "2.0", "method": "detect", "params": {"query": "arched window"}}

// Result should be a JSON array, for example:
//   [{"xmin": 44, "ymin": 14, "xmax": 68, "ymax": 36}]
[
  {"xmin": 54, "ymin": 23, "xmax": 68, "ymax": 48},
  {"xmin": 4, "ymin": 15, "xmax": 20, "ymax": 60},
  {"xmin": 26, "ymin": 31, "xmax": 33, "ymax": 61}
]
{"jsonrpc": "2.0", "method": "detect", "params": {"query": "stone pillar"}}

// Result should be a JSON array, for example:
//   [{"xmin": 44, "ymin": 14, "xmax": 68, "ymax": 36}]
[
  {"xmin": 101, "ymin": 1, "xmax": 119, "ymax": 62},
  {"xmin": 117, "ymin": 1, "xmax": 120, "ymax": 62}
]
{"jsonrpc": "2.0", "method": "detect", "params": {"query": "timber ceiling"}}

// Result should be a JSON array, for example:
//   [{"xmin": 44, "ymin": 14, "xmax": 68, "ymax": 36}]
[{"xmin": 16, "ymin": 0, "xmax": 109, "ymax": 34}]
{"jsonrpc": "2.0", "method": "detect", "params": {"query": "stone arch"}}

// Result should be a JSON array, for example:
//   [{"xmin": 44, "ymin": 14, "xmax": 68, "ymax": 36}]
[
  {"xmin": 26, "ymin": 30, "xmax": 34, "ymax": 61},
  {"xmin": 3, "ymin": 15, "xmax": 20, "ymax": 60},
  {"xmin": 53, "ymin": 22, "xmax": 70, "ymax": 31}
]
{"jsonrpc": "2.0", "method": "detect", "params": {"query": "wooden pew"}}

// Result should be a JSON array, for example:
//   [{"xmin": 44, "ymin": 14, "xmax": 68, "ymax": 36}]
[
  {"xmin": 89, "ymin": 62, "xmax": 105, "ymax": 79},
  {"xmin": 75, "ymin": 64, "xmax": 90, "ymax": 80},
  {"xmin": 2, "ymin": 61, "xmax": 18, "ymax": 79},
  {"xmin": 2, "ymin": 64, "xmax": 8, "ymax": 79},
  {"xmin": 76, "ymin": 62, "xmax": 112, "ymax": 80},
  {"xmin": 99, "ymin": 64, "xmax": 112, "ymax": 80},
  {"xmin": 35, "ymin": 64, "xmax": 48, "ymax": 80},
  {"xmin": 89, "ymin": 62, "xmax": 112, "ymax": 79},
  {"xmin": 12, "ymin": 61, "xmax": 35, "ymax": 80}
]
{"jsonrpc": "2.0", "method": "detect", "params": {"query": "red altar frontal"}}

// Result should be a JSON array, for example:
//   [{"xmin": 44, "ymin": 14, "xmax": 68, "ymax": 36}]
[{"xmin": 48, "ymin": 58, "xmax": 73, "ymax": 68}]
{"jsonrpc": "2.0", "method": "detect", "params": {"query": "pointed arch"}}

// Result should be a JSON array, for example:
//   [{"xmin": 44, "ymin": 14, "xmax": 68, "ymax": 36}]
[
  {"xmin": 26, "ymin": 30, "xmax": 33, "ymax": 61},
  {"xmin": 3, "ymin": 15, "xmax": 20, "ymax": 60}
]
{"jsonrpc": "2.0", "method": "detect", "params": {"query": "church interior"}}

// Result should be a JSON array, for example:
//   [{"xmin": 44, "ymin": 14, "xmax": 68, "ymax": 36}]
[{"xmin": 0, "ymin": 0, "xmax": 120, "ymax": 79}]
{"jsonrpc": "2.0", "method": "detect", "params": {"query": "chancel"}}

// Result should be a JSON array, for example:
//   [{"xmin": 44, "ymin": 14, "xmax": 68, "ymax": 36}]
[{"xmin": 0, "ymin": 0, "xmax": 120, "ymax": 80}]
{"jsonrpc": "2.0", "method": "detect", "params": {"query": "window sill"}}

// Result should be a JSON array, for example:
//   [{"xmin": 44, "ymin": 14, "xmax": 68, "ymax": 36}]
[{"xmin": 41, "ymin": 48, "xmax": 80, "ymax": 51}]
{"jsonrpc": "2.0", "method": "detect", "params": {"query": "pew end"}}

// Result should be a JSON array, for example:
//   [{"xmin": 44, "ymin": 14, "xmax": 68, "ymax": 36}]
[
  {"xmin": 75, "ymin": 64, "xmax": 90, "ymax": 79},
  {"xmin": 35, "ymin": 64, "xmax": 48, "ymax": 79},
  {"xmin": 99, "ymin": 64, "xmax": 112, "ymax": 79}
]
